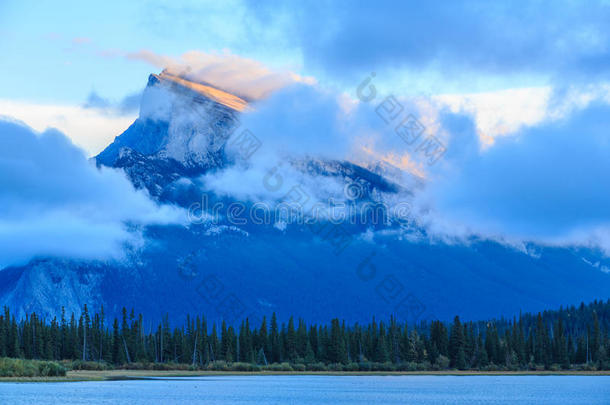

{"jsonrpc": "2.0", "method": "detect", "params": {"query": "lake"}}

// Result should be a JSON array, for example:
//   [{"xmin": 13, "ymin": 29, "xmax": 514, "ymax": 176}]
[{"xmin": 1, "ymin": 375, "xmax": 609, "ymax": 404}]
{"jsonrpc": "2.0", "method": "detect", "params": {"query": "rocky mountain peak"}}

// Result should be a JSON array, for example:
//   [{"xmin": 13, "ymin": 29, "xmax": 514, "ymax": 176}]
[{"xmin": 96, "ymin": 71, "xmax": 243, "ymax": 176}]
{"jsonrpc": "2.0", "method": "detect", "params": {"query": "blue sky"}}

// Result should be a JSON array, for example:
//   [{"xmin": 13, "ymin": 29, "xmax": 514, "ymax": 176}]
[
  {"xmin": 0, "ymin": 0, "xmax": 302, "ymax": 103},
  {"xmin": 2, "ymin": 0, "xmax": 610, "ymax": 264},
  {"xmin": 6, "ymin": 0, "xmax": 609, "ymax": 104}
]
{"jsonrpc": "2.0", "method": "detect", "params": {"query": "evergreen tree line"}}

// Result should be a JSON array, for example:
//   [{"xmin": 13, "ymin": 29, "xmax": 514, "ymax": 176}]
[{"xmin": 0, "ymin": 300, "xmax": 608, "ymax": 371}]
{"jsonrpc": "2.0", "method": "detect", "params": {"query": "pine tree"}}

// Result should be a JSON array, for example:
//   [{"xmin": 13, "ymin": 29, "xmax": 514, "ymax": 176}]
[
  {"xmin": 285, "ymin": 317, "xmax": 297, "ymax": 361},
  {"xmin": 258, "ymin": 316, "xmax": 269, "ymax": 362},
  {"xmin": 374, "ymin": 321, "xmax": 389, "ymax": 363},
  {"xmin": 209, "ymin": 324, "xmax": 219, "ymax": 362},
  {"xmin": 60, "ymin": 307, "xmax": 68, "ymax": 359},
  {"xmin": 534, "ymin": 314, "xmax": 548, "ymax": 367},
  {"xmin": 270, "ymin": 313, "xmax": 281, "ymax": 363},
  {"xmin": 553, "ymin": 318, "xmax": 569, "ymax": 369},
  {"xmin": 329, "ymin": 319, "xmax": 348, "ymax": 364},
  {"xmin": 220, "ymin": 320, "xmax": 230, "ymax": 361},
  {"xmin": 476, "ymin": 333, "xmax": 489, "ymax": 368},
  {"xmin": 456, "ymin": 347, "xmax": 467, "ymax": 370},
  {"xmin": 81, "ymin": 304, "xmax": 90, "ymax": 361},
  {"xmin": 0, "ymin": 299, "xmax": 607, "ymax": 371},
  {"xmin": 592, "ymin": 311, "xmax": 601, "ymax": 362},
  {"xmin": 112, "ymin": 318, "xmax": 123, "ymax": 365},
  {"xmin": 308, "ymin": 325, "xmax": 319, "ymax": 359},
  {"xmin": 239, "ymin": 319, "xmax": 254, "ymax": 363},
  {"xmin": 296, "ymin": 319, "xmax": 308, "ymax": 359},
  {"xmin": 449, "ymin": 316, "xmax": 465, "ymax": 368}
]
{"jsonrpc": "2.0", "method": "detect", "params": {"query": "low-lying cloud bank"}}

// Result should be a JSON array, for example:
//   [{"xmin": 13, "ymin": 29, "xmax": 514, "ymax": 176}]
[
  {"xmin": 0, "ymin": 100, "xmax": 135, "ymax": 156},
  {"xmin": 0, "ymin": 119, "xmax": 184, "ymax": 268},
  {"xmin": 196, "ymin": 76, "xmax": 610, "ymax": 254},
  {"xmin": 245, "ymin": 0, "xmax": 610, "ymax": 86}
]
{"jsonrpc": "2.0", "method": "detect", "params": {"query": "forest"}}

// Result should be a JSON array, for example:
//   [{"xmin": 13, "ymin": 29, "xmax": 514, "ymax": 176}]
[{"xmin": 0, "ymin": 299, "xmax": 608, "ymax": 373}]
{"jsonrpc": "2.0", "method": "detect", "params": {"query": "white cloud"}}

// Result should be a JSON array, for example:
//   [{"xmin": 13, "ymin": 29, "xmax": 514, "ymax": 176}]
[
  {"xmin": 0, "ymin": 99, "xmax": 135, "ymax": 156},
  {"xmin": 432, "ymin": 83, "xmax": 610, "ymax": 147},
  {"xmin": 0, "ymin": 119, "xmax": 185, "ymax": 268},
  {"xmin": 434, "ymin": 86, "xmax": 553, "ymax": 145}
]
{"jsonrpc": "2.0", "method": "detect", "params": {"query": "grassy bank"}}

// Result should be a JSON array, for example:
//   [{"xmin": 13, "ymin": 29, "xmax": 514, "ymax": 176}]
[
  {"xmin": 0, "ymin": 358, "xmax": 66, "ymax": 378},
  {"xmin": 58, "ymin": 359, "xmax": 610, "ymax": 373},
  {"xmin": 0, "ymin": 359, "xmax": 609, "ymax": 382},
  {"xmin": 58, "ymin": 368, "xmax": 610, "ymax": 382}
]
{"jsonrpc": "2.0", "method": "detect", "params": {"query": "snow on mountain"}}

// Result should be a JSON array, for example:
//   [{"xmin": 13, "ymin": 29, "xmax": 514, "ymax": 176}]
[
  {"xmin": 96, "ymin": 71, "xmax": 407, "ymax": 205},
  {"xmin": 96, "ymin": 71, "xmax": 243, "ymax": 172}
]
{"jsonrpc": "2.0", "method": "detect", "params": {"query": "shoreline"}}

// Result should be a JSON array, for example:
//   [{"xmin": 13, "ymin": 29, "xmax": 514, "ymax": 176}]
[{"xmin": 1, "ymin": 369, "xmax": 609, "ymax": 382}]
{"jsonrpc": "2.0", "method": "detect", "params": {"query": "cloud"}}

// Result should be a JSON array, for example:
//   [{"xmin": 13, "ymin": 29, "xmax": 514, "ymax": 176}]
[
  {"xmin": 127, "ymin": 49, "xmax": 315, "ymax": 100},
  {"xmin": 434, "ymin": 86, "xmax": 553, "ymax": 145},
  {"xmin": 244, "ymin": 0, "xmax": 610, "ymax": 86},
  {"xmin": 213, "ymin": 78, "xmax": 610, "ymax": 253},
  {"xmin": 200, "ymin": 84, "xmax": 350, "ymax": 202},
  {"xmin": 432, "ymin": 83, "xmax": 610, "ymax": 146},
  {"xmin": 0, "ymin": 99, "xmax": 135, "ymax": 156},
  {"xmin": 0, "ymin": 119, "xmax": 184, "ymax": 268},
  {"xmin": 167, "ymin": 59, "xmax": 610, "ymax": 254},
  {"xmin": 200, "ymin": 83, "xmax": 428, "ymax": 206},
  {"xmin": 416, "ymin": 97, "xmax": 610, "ymax": 251}
]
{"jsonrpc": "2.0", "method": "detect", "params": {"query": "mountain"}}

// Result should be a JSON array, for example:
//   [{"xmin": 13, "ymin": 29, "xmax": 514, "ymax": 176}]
[
  {"xmin": 1, "ymin": 72, "xmax": 609, "ymax": 325},
  {"xmin": 97, "ymin": 72, "xmax": 244, "ymax": 168}
]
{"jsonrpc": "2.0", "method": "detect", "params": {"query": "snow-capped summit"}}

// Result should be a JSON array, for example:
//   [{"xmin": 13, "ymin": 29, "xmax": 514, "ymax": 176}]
[
  {"xmin": 96, "ymin": 71, "xmax": 245, "ymax": 172},
  {"xmin": 96, "ymin": 72, "xmax": 404, "ymax": 200}
]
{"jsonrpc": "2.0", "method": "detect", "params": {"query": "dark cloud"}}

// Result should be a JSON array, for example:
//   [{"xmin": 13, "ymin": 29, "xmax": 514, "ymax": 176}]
[{"xmin": 245, "ymin": 0, "xmax": 610, "ymax": 83}]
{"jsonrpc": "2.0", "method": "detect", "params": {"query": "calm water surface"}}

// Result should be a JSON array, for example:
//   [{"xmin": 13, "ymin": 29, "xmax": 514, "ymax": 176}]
[{"xmin": 1, "ymin": 375, "xmax": 609, "ymax": 404}]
